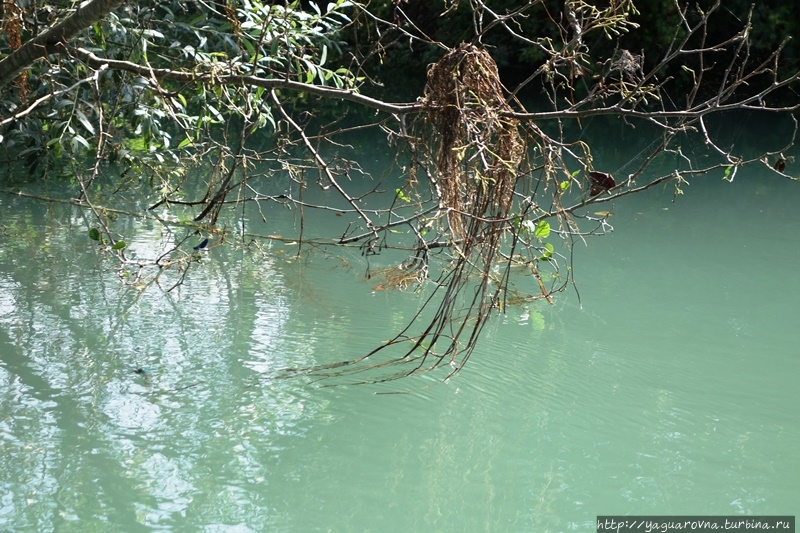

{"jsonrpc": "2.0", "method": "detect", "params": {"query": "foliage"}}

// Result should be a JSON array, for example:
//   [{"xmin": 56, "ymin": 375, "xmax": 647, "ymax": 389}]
[{"xmin": 0, "ymin": 0, "xmax": 357, "ymax": 178}]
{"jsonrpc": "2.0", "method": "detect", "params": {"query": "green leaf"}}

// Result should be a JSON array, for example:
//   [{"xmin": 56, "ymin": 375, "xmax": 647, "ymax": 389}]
[
  {"xmin": 560, "ymin": 181, "xmax": 570, "ymax": 191},
  {"xmin": 395, "ymin": 188, "xmax": 410, "ymax": 203},
  {"xmin": 320, "ymin": 44, "xmax": 328, "ymax": 66},
  {"xmin": 534, "ymin": 221, "xmax": 551, "ymax": 239},
  {"xmin": 540, "ymin": 242, "xmax": 554, "ymax": 261},
  {"xmin": 75, "ymin": 110, "xmax": 95, "ymax": 135},
  {"xmin": 71, "ymin": 134, "xmax": 90, "ymax": 151},
  {"xmin": 88, "ymin": 228, "xmax": 101, "ymax": 241},
  {"xmin": 723, "ymin": 165, "xmax": 732, "ymax": 180},
  {"xmin": 112, "ymin": 240, "xmax": 126, "ymax": 250},
  {"xmin": 241, "ymin": 37, "xmax": 255, "ymax": 58},
  {"xmin": 92, "ymin": 22, "xmax": 106, "ymax": 49}
]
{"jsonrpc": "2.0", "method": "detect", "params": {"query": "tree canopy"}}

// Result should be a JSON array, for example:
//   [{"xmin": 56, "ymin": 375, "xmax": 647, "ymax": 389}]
[{"xmin": 1, "ymin": 0, "xmax": 798, "ymax": 382}]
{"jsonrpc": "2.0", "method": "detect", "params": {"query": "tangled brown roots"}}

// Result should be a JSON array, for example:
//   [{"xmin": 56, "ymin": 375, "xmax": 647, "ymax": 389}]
[{"xmin": 425, "ymin": 43, "xmax": 523, "ymax": 247}]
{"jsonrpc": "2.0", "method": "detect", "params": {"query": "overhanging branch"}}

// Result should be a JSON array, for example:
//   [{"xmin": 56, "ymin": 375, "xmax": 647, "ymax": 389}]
[
  {"xmin": 0, "ymin": 0, "xmax": 126, "ymax": 89},
  {"xmin": 69, "ymin": 47, "xmax": 422, "ymax": 115}
]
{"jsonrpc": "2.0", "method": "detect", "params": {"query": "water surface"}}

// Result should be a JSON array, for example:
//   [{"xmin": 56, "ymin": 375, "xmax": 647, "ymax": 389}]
[{"xmin": 0, "ymin": 135, "xmax": 798, "ymax": 532}]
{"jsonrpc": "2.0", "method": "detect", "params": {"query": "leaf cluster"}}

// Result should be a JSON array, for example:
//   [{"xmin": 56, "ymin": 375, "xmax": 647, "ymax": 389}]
[{"xmin": 0, "ymin": 0, "xmax": 358, "ymax": 178}]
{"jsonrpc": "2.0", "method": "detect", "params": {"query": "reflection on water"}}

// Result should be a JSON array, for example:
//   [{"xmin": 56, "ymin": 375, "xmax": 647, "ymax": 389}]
[{"xmin": 1, "ymin": 153, "xmax": 799, "ymax": 531}]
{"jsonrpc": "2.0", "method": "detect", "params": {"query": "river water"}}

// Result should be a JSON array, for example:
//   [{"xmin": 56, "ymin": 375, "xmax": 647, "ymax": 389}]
[{"xmin": 0, "ymin": 123, "xmax": 798, "ymax": 531}]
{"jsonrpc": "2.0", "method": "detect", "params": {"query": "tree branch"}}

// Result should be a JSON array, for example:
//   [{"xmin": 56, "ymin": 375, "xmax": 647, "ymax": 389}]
[
  {"xmin": 68, "ymin": 47, "xmax": 421, "ymax": 115},
  {"xmin": 0, "ymin": 0, "xmax": 126, "ymax": 90}
]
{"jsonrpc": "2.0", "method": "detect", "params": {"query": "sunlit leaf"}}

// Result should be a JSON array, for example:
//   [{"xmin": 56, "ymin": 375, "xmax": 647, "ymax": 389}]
[
  {"xmin": 534, "ymin": 221, "xmax": 551, "ymax": 239},
  {"xmin": 540, "ymin": 241, "xmax": 554, "ymax": 260},
  {"xmin": 75, "ymin": 110, "xmax": 95, "ymax": 135},
  {"xmin": 723, "ymin": 165, "xmax": 732, "ymax": 180},
  {"xmin": 72, "ymin": 135, "xmax": 90, "ymax": 150}
]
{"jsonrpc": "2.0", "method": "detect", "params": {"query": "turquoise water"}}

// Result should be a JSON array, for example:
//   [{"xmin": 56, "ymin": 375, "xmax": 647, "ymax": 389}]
[{"xmin": 0, "ymin": 145, "xmax": 798, "ymax": 531}]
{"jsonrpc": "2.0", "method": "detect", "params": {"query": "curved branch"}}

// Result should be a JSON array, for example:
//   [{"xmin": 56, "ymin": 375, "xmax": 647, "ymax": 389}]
[
  {"xmin": 69, "ymin": 47, "xmax": 422, "ymax": 115},
  {"xmin": 0, "ymin": 0, "xmax": 126, "ymax": 90}
]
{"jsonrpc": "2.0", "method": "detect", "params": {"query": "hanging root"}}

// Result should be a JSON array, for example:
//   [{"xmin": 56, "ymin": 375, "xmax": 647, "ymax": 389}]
[
  {"xmin": 426, "ymin": 43, "xmax": 524, "ymax": 246},
  {"xmin": 276, "ymin": 44, "xmax": 529, "ymax": 384}
]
